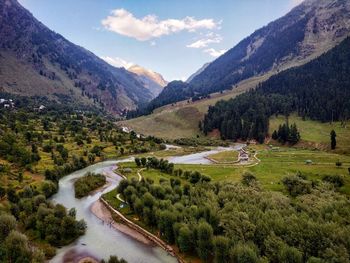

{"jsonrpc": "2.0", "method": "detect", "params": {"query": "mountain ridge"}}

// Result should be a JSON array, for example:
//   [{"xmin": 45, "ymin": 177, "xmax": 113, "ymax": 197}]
[
  {"xmin": 0, "ymin": 0, "xmax": 153, "ymax": 114},
  {"xmin": 144, "ymin": 0, "xmax": 350, "ymax": 115}
]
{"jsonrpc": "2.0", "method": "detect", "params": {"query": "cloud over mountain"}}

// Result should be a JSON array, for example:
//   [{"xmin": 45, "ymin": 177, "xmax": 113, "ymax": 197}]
[{"xmin": 101, "ymin": 9, "xmax": 219, "ymax": 41}]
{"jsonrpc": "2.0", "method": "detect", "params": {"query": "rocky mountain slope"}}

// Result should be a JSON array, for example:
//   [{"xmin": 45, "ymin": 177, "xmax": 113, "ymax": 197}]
[
  {"xmin": 148, "ymin": 0, "xmax": 350, "ymax": 112},
  {"xmin": 0, "ymin": 0, "xmax": 153, "ymax": 114},
  {"xmin": 128, "ymin": 65, "xmax": 167, "ymax": 97}
]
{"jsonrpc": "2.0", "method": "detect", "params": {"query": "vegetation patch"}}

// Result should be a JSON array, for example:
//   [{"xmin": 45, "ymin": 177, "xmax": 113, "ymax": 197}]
[{"xmin": 74, "ymin": 172, "xmax": 106, "ymax": 198}]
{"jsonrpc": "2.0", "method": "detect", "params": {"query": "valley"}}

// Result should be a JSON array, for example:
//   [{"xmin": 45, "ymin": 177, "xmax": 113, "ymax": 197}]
[{"xmin": 1, "ymin": 0, "xmax": 350, "ymax": 262}]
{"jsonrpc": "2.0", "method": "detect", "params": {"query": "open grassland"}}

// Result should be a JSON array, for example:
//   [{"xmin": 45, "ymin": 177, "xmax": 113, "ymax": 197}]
[
  {"xmin": 121, "ymin": 74, "xmax": 270, "ymax": 139},
  {"xmin": 207, "ymin": 150, "xmax": 239, "ymax": 163},
  {"xmin": 270, "ymin": 114, "xmax": 350, "ymax": 154},
  {"xmin": 118, "ymin": 146, "xmax": 350, "ymax": 195}
]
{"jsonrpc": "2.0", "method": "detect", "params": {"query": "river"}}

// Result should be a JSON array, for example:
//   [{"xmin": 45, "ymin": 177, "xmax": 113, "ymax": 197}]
[{"xmin": 50, "ymin": 144, "xmax": 244, "ymax": 263}]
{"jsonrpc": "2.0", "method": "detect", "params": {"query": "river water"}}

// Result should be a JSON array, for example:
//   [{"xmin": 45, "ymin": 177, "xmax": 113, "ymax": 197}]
[{"xmin": 50, "ymin": 145, "xmax": 244, "ymax": 263}]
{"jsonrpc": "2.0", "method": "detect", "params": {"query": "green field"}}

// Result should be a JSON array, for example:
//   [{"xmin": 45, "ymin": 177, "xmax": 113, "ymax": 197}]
[
  {"xmin": 270, "ymin": 114, "xmax": 350, "ymax": 154},
  {"xmin": 207, "ymin": 150, "xmax": 239, "ymax": 163},
  {"xmin": 115, "ymin": 146, "xmax": 350, "ymax": 195}
]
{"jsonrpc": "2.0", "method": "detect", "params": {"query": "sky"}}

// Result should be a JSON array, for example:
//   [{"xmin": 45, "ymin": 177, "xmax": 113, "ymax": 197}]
[{"xmin": 18, "ymin": 0, "xmax": 303, "ymax": 81}]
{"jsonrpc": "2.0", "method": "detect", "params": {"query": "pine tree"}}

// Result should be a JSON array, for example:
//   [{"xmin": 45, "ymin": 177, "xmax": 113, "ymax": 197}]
[
  {"xmin": 289, "ymin": 123, "xmax": 300, "ymax": 145},
  {"xmin": 272, "ymin": 130, "xmax": 278, "ymax": 140},
  {"xmin": 330, "ymin": 130, "xmax": 337, "ymax": 150}
]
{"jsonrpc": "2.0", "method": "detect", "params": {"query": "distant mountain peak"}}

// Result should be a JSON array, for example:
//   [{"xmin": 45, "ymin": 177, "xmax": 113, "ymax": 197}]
[
  {"xmin": 127, "ymin": 65, "xmax": 168, "ymax": 97},
  {"xmin": 128, "ymin": 65, "xmax": 168, "ymax": 87}
]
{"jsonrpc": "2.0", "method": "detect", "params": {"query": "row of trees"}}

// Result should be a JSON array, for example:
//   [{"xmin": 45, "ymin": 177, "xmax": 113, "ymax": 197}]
[
  {"xmin": 134, "ymin": 157, "xmax": 211, "ymax": 184},
  {"xmin": 114, "ymin": 171, "xmax": 350, "ymax": 262}
]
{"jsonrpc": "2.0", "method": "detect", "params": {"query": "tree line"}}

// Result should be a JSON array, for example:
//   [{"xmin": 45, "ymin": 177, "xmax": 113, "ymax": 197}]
[{"xmin": 202, "ymin": 37, "xmax": 350, "ymax": 142}]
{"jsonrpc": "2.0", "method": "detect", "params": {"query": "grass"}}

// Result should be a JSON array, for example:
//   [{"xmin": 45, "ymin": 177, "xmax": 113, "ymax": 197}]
[
  {"xmin": 172, "ymin": 145, "xmax": 350, "ymax": 194},
  {"xmin": 269, "ymin": 114, "xmax": 350, "ymax": 154},
  {"xmin": 114, "ymin": 145, "xmax": 350, "ymax": 194},
  {"xmin": 208, "ymin": 150, "xmax": 239, "ymax": 163}
]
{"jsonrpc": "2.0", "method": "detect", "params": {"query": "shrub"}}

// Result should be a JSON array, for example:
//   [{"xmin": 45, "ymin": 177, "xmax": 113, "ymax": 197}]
[{"xmin": 322, "ymin": 175, "xmax": 345, "ymax": 188}]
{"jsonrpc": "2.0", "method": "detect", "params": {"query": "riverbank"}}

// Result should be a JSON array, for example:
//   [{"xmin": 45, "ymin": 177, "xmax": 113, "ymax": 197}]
[
  {"xmin": 90, "ymin": 199, "xmax": 152, "ymax": 245},
  {"xmin": 99, "ymin": 198, "xmax": 186, "ymax": 263}
]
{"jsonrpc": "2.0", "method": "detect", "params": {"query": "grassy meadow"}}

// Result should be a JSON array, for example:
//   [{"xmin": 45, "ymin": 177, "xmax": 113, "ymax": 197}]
[{"xmin": 116, "ymin": 145, "xmax": 350, "ymax": 195}]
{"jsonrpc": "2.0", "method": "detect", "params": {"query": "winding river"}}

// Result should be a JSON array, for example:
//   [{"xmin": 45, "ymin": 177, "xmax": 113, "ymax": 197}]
[{"xmin": 50, "ymin": 144, "xmax": 244, "ymax": 263}]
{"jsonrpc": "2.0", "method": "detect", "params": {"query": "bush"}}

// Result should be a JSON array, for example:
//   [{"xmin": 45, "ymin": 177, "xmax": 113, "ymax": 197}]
[
  {"xmin": 322, "ymin": 175, "xmax": 345, "ymax": 188},
  {"xmin": 282, "ymin": 175, "xmax": 311, "ymax": 197},
  {"xmin": 242, "ymin": 172, "xmax": 257, "ymax": 186}
]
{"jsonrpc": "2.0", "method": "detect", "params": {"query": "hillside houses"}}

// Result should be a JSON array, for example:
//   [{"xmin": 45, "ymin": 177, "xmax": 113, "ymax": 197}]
[{"xmin": 0, "ymin": 98, "xmax": 15, "ymax": 109}]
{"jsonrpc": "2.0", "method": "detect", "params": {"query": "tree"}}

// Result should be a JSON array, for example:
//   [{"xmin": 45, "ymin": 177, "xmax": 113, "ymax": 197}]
[
  {"xmin": 278, "ymin": 245, "xmax": 303, "ymax": 263},
  {"xmin": 135, "ymin": 157, "xmax": 142, "ymax": 167},
  {"xmin": 214, "ymin": 236, "xmax": 230, "ymax": 263},
  {"xmin": 177, "ymin": 225, "xmax": 192, "ymax": 253},
  {"xmin": 0, "ymin": 214, "xmax": 17, "ymax": 241},
  {"xmin": 272, "ymin": 130, "xmax": 278, "ymax": 140},
  {"xmin": 289, "ymin": 123, "xmax": 300, "ymax": 145},
  {"xmin": 141, "ymin": 157, "xmax": 147, "ymax": 167},
  {"xmin": 230, "ymin": 243, "xmax": 258, "ymax": 263},
  {"xmin": 330, "ymin": 130, "xmax": 337, "ymax": 150},
  {"xmin": 5, "ymin": 231, "xmax": 31, "ymax": 263},
  {"xmin": 0, "ymin": 186, "xmax": 6, "ymax": 199},
  {"xmin": 196, "ymin": 221, "xmax": 213, "ymax": 261},
  {"xmin": 7, "ymin": 187, "xmax": 19, "ymax": 203},
  {"xmin": 106, "ymin": 255, "xmax": 127, "ymax": 263}
]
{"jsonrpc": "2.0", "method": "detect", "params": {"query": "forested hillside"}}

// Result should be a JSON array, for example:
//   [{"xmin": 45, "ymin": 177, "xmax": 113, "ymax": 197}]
[
  {"xmin": 202, "ymin": 37, "xmax": 350, "ymax": 142},
  {"xmin": 130, "ymin": 0, "xmax": 350, "ymax": 117},
  {"xmin": 0, "ymin": 0, "xmax": 153, "ymax": 115}
]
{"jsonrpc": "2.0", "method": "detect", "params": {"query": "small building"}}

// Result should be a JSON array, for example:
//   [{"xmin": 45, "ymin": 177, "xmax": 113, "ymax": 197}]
[
  {"xmin": 39, "ymin": 105, "xmax": 46, "ymax": 111},
  {"xmin": 121, "ymin": 126, "xmax": 130, "ymax": 133}
]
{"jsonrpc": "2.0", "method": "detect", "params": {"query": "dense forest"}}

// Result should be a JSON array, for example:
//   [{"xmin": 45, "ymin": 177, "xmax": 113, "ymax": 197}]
[
  {"xmin": 202, "ymin": 37, "xmax": 350, "ymax": 142},
  {"xmin": 116, "ymin": 171, "xmax": 350, "ymax": 262}
]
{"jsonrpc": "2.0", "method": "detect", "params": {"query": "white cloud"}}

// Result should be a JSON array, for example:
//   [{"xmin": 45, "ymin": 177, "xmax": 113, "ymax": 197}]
[
  {"xmin": 101, "ymin": 56, "xmax": 134, "ymax": 69},
  {"xmin": 204, "ymin": 48, "xmax": 227, "ymax": 58},
  {"xmin": 150, "ymin": 41, "xmax": 156, "ymax": 46},
  {"xmin": 187, "ymin": 33, "xmax": 222, "ymax": 48},
  {"xmin": 101, "ymin": 9, "xmax": 219, "ymax": 41}
]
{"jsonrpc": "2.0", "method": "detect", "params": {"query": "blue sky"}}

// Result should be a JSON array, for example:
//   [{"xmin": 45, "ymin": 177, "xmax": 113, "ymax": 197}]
[{"xmin": 18, "ymin": 0, "xmax": 303, "ymax": 81}]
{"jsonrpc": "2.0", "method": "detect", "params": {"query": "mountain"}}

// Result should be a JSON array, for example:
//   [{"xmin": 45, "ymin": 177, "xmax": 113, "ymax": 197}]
[
  {"xmin": 191, "ymin": 0, "xmax": 350, "ymax": 93},
  {"xmin": 0, "ymin": 0, "xmax": 153, "ymax": 115},
  {"xmin": 186, "ymin": 62, "xmax": 210, "ymax": 83},
  {"xmin": 128, "ymin": 65, "xmax": 167, "ymax": 97},
  {"xmin": 202, "ymin": 36, "xmax": 350, "ymax": 142},
  {"xmin": 146, "ymin": 0, "xmax": 350, "ymax": 113}
]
